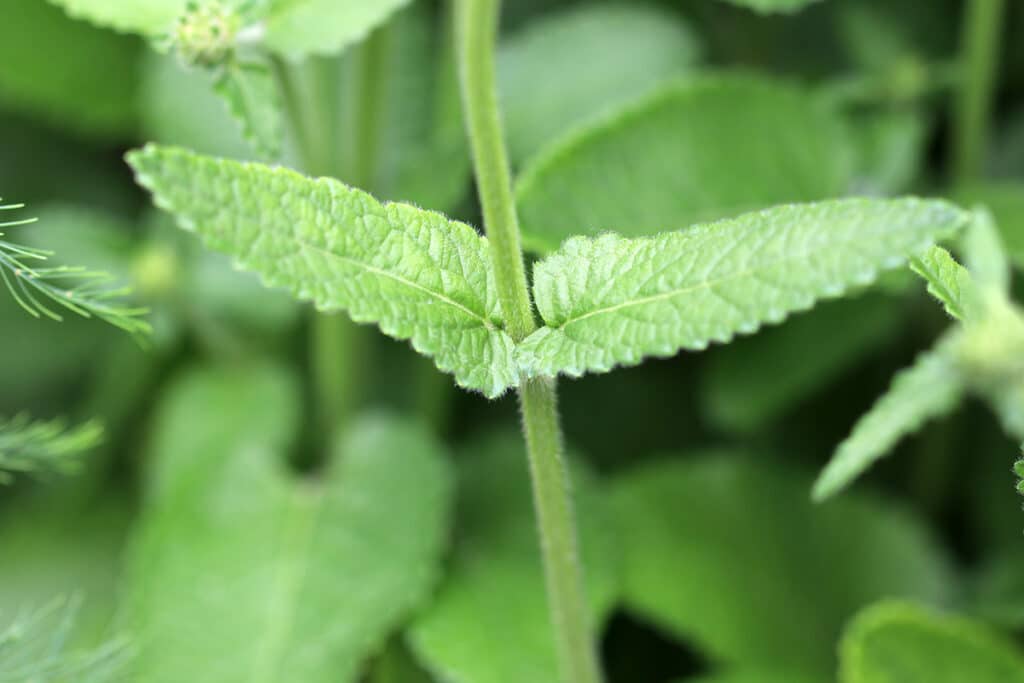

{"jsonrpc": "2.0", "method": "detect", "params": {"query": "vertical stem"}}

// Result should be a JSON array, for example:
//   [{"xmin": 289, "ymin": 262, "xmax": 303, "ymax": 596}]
[
  {"xmin": 953, "ymin": 0, "xmax": 1005, "ymax": 184},
  {"xmin": 455, "ymin": 2, "xmax": 603, "ymax": 682}
]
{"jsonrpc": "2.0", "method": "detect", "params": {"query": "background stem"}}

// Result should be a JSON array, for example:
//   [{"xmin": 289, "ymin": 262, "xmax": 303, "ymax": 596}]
[
  {"xmin": 454, "ymin": 1, "xmax": 603, "ymax": 681},
  {"xmin": 953, "ymin": 0, "xmax": 1005, "ymax": 184}
]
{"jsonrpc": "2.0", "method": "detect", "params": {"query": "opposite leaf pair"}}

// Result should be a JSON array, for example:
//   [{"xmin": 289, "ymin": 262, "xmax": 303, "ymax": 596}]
[{"xmin": 127, "ymin": 144, "xmax": 969, "ymax": 399}]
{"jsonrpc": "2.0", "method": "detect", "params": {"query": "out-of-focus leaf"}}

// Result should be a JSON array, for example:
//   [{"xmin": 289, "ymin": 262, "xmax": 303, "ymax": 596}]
[
  {"xmin": 213, "ymin": 60, "xmax": 284, "ymax": 160},
  {"xmin": 45, "ymin": 0, "xmax": 244, "ymax": 37},
  {"xmin": 265, "ymin": 0, "xmax": 412, "ymax": 60},
  {"xmin": 963, "ymin": 207, "xmax": 1011, "ymax": 294},
  {"xmin": 127, "ymin": 364, "xmax": 452, "ymax": 683},
  {"xmin": 846, "ymin": 109, "xmax": 928, "ymax": 195},
  {"xmin": 704, "ymin": 293, "xmax": 899, "ymax": 434},
  {"xmin": 613, "ymin": 455, "xmax": 953, "ymax": 677},
  {"xmin": 139, "ymin": 52, "xmax": 252, "ymax": 159},
  {"xmin": 836, "ymin": 0, "xmax": 958, "ymax": 72},
  {"xmin": 408, "ymin": 432, "xmax": 619, "ymax": 683},
  {"xmin": 954, "ymin": 183, "xmax": 1024, "ymax": 270},
  {"xmin": 684, "ymin": 672, "xmax": 826, "ymax": 683},
  {"xmin": 0, "ymin": 0, "xmax": 139, "ymax": 139},
  {"xmin": 967, "ymin": 548, "xmax": 1024, "ymax": 630},
  {"xmin": 813, "ymin": 333, "xmax": 965, "ymax": 501},
  {"xmin": 498, "ymin": 3, "xmax": 701, "ymax": 164},
  {"xmin": 515, "ymin": 74, "xmax": 852, "ymax": 253},
  {"xmin": 0, "ymin": 416, "xmax": 102, "ymax": 484},
  {"xmin": 715, "ymin": 0, "xmax": 823, "ymax": 14},
  {"xmin": 839, "ymin": 601, "xmax": 1024, "ymax": 682}
]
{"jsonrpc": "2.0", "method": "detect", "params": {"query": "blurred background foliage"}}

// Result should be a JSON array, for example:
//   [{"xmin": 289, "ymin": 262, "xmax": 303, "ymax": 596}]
[{"xmin": 1, "ymin": 0, "xmax": 1023, "ymax": 681}]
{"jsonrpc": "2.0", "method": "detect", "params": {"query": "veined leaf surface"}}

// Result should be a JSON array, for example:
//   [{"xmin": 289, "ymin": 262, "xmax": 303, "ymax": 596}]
[
  {"xmin": 518, "ymin": 198, "xmax": 967, "ymax": 380},
  {"xmin": 127, "ymin": 364, "xmax": 453, "ymax": 683},
  {"xmin": 127, "ymin": 145, "xmax": 517, "ymax": 397}
]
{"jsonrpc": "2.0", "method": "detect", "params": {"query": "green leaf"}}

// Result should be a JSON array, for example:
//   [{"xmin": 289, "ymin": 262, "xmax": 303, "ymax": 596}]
[
  {"xmin": 813, "ymin": 334, "xmax": 965, "ymax": 501},
  {"xmin": 127, "ymin": 364, "xmax": 453, "ymax": 683},
  {"xmin": 840, "ymin": 601, "xmax": 1024, "ymax": 682},
  {"xmin": 265, "ymin": 0, "xmax": 412, "ymax": 60},
  {"xmin": 408, "ymin": 432, "xmax": 619, "ymax": 683},
  {"xmin": 517, "ymin": 198, "xmax": 966, "ymax": 380},
  {"xmin": 964, "ymin": 207, "xmax": 1011, "ymax": 294},
  {"xmin": 716, "ymin": 0, "xmax": 825, "ymax": 14},
  {"xmin": 954, "ymin": 182, "xmax": 1024, "ymax": 270},
  {"xmin": 614, "ymin": 455, "xmax": 953, "ymax": 677},
  {"xmin": 213, "ymin": 60, "xmax": 284, "ymax": 160},
  {"xmin": 846, "ymin": 109, "xmax": 928, "ymax": 195},
  {"xmin": 685, "ymin": 672, "xmax": 826, "ymax": 683},
  {"xmin": 126, "ymin": 145, "xmax": 517, "ymax": 397},
  {"xmin": 515, "ymin": 74, "xmax": 852, "ymax": 253},
  {"xmin": 46, "ymin": 0, "xmax": 218, "ymax": 36},
  {"xmin": 0, "ymin": 0, "xmax": 140, "ymax": 140},
  {"xmin": 498, "ymin": 3, "xmax": 701, "ymax": 165},
  {"xmin": 704, "ymin": 293, "xmax": 899, "ymax": 434},
  {"xmin": 910, "ymin": 246, "xmax": 974, "ymax": 321},
  {"xmin": 0, "ymin": 416, "xmax": 102, "ymax": 484}
]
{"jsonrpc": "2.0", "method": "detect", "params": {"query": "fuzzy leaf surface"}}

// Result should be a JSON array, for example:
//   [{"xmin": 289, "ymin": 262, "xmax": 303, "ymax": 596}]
[
  {"xmin": 614, "ymin": 455, "xmax": 952, "ymax": 677},
  {"xmin": 911, "ymin": 246, "xmax": 974, "ymax": 321},
  {"xmin": 498, "ymin": 3, "xmax": 701, "ymax": 164},
  {"xmin": 408, "ymin": 432, "xmax": 619, "ymax": 683},
  {"xmin": 127, "ymin": 364, "xmax": 452, "ymax": 683},
  {"xmin": 813, "ymin": 334, "xmax": 965, "ymax": 501},
  {"xmin": 265, "ymin": 0, "xmax": 412, "ymax": 60},
  {"xmin": 127, "ymin": 145, "xmax": 517, "ymax": 397},
  {"xmin": 840, "ymin": 601, "xmax": 1024, "ymax": 682},
  {"xmin": 518, "ymin": 199, "xmax": 966, "ymax": 380},
  {"xmin": 515, "ymin": 75, "xmax": 851, "ymax": 253}
]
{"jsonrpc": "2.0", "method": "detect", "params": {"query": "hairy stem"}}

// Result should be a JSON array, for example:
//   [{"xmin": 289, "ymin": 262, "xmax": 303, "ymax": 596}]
[
  {"xmin": 953, "ymin": 0, "xmax": 1005, "ymax": 184},
  {"xmin": 455, "ymin": 2, "xmax": 603, "ymax": 682}
]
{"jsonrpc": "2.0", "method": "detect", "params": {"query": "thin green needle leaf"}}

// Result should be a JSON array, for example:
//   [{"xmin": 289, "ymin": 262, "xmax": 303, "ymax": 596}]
[
  {"xmin": 840, "ymin": 601, "xmax": 1024, "ymax": 683},
  {"xmin": 0, "ymin": 202, "xmax": 150, "ymax": 336},
  {"xmin": 518, "ymin": 198, "xmax": 967, "ymax": 380},
  {"xmin": 0, "ymin": 415, "xmax": 103, "ymax": 484},
  {"xmin": 910, "ymin": 246, "xmax": 976, "ymax": 322},
  {"xmin": 813, "ymin": 334, "xmax": 966, "ymax": 501},
  {"xmin": 126, "ymin": 145, "xmax": 517, "ymax": 397}
]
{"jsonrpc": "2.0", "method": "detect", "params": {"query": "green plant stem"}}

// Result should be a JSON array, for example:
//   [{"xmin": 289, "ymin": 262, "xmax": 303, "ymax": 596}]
[
  {"xmin": 953, "ymin": 0, "xmax": 1005, "ymax": 184},
  {"xmin": 455, "ymin": 1, "xmax": 603, "ymax": 682}
]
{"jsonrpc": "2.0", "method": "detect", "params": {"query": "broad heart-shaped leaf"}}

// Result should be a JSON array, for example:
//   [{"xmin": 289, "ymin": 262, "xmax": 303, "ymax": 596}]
[
  {"xmin": 911, "ymin": 246, "xmax": 974, "ymax": 321},
  {"xmin": 213, "ymin": 60, "xmax": 284, "ymax": 160},
  {"xmin": 514, "ymin": 74, "xmax": 852, "ymax": 253},
  {"xmin": 127, "ymin": 145, "xmax": 517, "ymax": 397},
  {"xmin": 613, "ymin": 455, "xmax": 953, "ymax": 678},
  {"xmin": 517, "ymin": 198, "xmax": 967, "ymax": 380},
  {"xmin": 812, "ymin": 333, "xmax": 966, "ymax": 501},
  {"xmin": 0, "ymin": 0, "xmax": 139, "ymax": 139},
  {"xmin": 704, "ymin": 293, "xmax": 899, "ymax": 434},
  {"xmin": 840, "ymin": 601, "xmax": 1024, "ymax": 683},
  {"xmin": 715, "ymin": 0, "xmax": 825, "ymax": 13},
  {"xmin": 265, "ymin": 0, "xmax": 412, "ymax": 60},
  {"xmin": 408, "ymin": 432, "xmax": 619, "ymax": 683},
  {"xmin": 498, "ymin": 3, "xmax": 701, "ymax": 165},
  {"xmin": 127, "ymin": 364, "xmax": 453, "ymax": 683}
]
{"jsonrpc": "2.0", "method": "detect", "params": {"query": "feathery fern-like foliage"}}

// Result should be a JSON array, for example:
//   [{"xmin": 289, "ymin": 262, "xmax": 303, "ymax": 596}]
[{"xmin": 0, "ymin": 415, "xmax": 103, "ymax": 484}]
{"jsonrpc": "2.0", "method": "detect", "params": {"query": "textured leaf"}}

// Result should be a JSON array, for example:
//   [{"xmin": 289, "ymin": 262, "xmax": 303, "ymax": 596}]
[
  {"xmin": 0, "ymin": 0, "xmax": 140, "ymax": 139},
  {"xmin": 614, "ymin": 455, "xmax": 953, "ymax": 677},
  {"xmin": 517, "ymin": 199, "xmax": 966, "ymax": 380},
  {"xmin": 813, "ymin": 334, "xmax": 965, "ymax": 501},
  {"xmin": 910, "ymin": 246, "xmax": 974, "ymax": 321},
  {"xmin": 127, "ymin": 364, "xmax": 452, "ymax": 683},
  {"xmin": 408, "ymin": 432, "xmax": 619, "ymax": 683},
  {"xmin": 963, "ymin": 207, "xmax": 1011, "ymax": 294},
  {"xmin": 704, "ymin": 293, "xmax": 899, "ymax": 433},
  {"xmin": 716, "ymin": 0, "xmax": 825, "ymax": 14},
  {"xmin": 127, "ymin": 145, "xmax": 517, "ymax": 397},
  {"xmin": 213, "ymin": 60, "xmax": 284, "ymax": 160},
  {"xmin": 840, "ymin": 601, "xmax": 1024, "ymax": 683},
  {"xmin": 499, "ymin": 3, "xmax": 701, "ymax": 164},
  {"xmin": 515, "ymin": 74, "xmax": 851, "ymax": 252},
  {"xmin": 265, "ymin": 0, "xmax": 412, "ymax": 60}
]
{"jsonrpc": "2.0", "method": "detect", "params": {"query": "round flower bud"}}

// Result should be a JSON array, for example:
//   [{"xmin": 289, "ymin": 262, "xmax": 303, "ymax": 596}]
[{"xmin": 173, "ymin": 1, "xmax": 240, "ymax": 68}]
